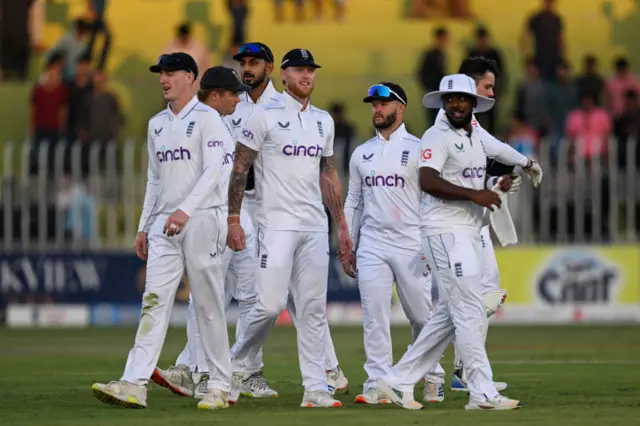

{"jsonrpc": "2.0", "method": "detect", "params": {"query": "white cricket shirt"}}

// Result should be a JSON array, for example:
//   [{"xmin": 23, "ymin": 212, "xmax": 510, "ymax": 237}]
[
  {"xmin": 137, "ymin": 96, "xmax": 233, "ymax": 233},
  {"xmin": 344, "ymin": 124, "xmax": 422, "ymax": 254},
  {"xmin": 236, "ymin": 90, "xmax": 334, "ymax": 232},
  {"xmin": 420, "ymin": 112, "xmax": 529, "ymax": 236}
]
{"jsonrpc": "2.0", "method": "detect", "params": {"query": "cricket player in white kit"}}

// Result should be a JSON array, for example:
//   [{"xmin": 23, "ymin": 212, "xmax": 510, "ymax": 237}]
[
  {"xmin": 376, "ymin": 74, "xmax": 542, "ymax": 410},
  {"xmin": 448, "ymin": 56, "xmax": 521, "ymax": 392},
  {"xmin": 343, "ymin": 82, "xmax": 445, "ymax": 405},
  {"xmin": 91, "ymin": 53, "xmax": 234, "ymax": 410},
  {"xmin": 226, "ymin": 48, "xmax": 352, "ymax": 408}
]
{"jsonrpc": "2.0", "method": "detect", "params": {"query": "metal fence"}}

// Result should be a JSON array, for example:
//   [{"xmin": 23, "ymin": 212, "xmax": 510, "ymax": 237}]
[{"xmin": 0, "ymin": 137, "xmax": 638, "ymax": 252}]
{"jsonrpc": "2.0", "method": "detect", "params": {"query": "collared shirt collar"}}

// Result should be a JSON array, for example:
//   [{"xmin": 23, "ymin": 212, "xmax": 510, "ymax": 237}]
[
  {"xmin": 280, "ymin": 89, "xmax": 311, "ymax": 112},
  {"xmin": 242, "ymin": 79, "xmax": 279, "ymax": 105},
  {"xmin": 167, "ymin": 95, "xmax": 199, "ymax": 121},
  {"xmin": 376, "ymin": 122, "xmax": 408, "ymax": 142}
]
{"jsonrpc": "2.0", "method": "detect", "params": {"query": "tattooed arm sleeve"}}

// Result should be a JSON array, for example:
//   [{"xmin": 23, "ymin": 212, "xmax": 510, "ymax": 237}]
[
  {"xmin": 228, "ymin": 143, "xmax": 258, "ymax": 216},
  {"xmin": 320, "ymin": 155, "xmax": 346, "ymax": 226}
]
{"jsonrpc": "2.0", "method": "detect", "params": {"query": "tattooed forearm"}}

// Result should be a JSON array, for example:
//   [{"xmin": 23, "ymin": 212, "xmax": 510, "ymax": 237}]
[
  {"xmin": 320, "ymin": 156, "xmax": 346, "ymax": 225},
  {"xmin": 228, "ymin": 143, "xmax": 258, "ymax": 216}
]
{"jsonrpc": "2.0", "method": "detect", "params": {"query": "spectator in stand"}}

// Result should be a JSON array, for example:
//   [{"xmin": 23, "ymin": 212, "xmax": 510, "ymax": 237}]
[
  {"xmin": 0, "ymin": 0, "xmax": 35, "ymax": 81},
  {"xmin": 515, "ymin": 57, "xmax": 547, "ymax": 137},
  {"xmin": 417, "ymin": 26, "xmax": 448, "ymax": 127},
  {"xmin": 521, "ymin": 0, "xmax": 564, "ymax": 82},
  {"xmin": 467, "ymin": 26, "xmax": 506, "ymax": 134},
  {"xmin": 310, "ymin": 0, "xmax": 346, "ymax": 22},
  {"xmin": 29, "ymin": 52, "xmax": 68, "ymax": 174},
  {"xmin": 228, "ymin": 0, "xmax": 248, "ymax": 48},
  {"xmin": 575, "ymin": 55, "xmax": 605, "ymax": 106},
  {"xmin": 67, "ymin": 53, "xmax": 94, "ymax": 145},
  {"xmin": 48, "ymin": 18, "xmax": 91, "ymax": 82},
  {"xmin": 162, "ymin": 22, "xmax": 210, "ymax": 86},
  {"xmin": 274, "ymin": 0, "xmax": 305, "ymax": 22},
  {"xmin": 328, "ymin": 102, "xmax": 356, "ymax": 181},
  {"xmin": 565, "ymin": 91, "xmax": 612, "ymax": 162},
  {"xmin": 546, "ymin": 59, "xmax": 578, "ymax": 163},
  {"xmin": 613, "ymin": 89, "xmax": 640, "ymax": 169},
  {"xmin": 86, "ymin": 0, "xmax": 111, "ymax": 71},
  {"xmin": 80, "ymin": 71, "xmax": 123, "ymax": 157},
  {"xmin": 506, "ymin": 114, "xmax": 539, "ymax": 161},
  {"xmin": 605, "ymin": 57, "xmax": 640, "ymax": 119}
]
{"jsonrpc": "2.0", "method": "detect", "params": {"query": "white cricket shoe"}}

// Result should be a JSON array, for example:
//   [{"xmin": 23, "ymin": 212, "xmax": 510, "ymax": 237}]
[
  {"xmin": 326, "ymin": 367, "xmax": 348, "ymax": 395},
  {"xmin": 240, "ymin": 371, "xmax": 279, "ymax": 398},
  {"xmin": 194, "ymin": 374, "xmax": 209, "ymax": 399},
  {"xmin": 92, "ymin": 380, "xmax": 147, "ymax": 409},
  {"xmin": 301, "ymin": 390, "xmax": 343, "ymax": 408},
  {"xmin": 375, "ymin": 378, "xmax": 423, "ymax": 410},
  {"xmin": 151, "ymin": 364, "xmax": 195, "ymax": 397},
  {"xmin": 197, "ymin": 389, "xmax": 229, "ymax": 410},
  {"xmin": 354, "ymin": 388, "xmax": 392, "ymax": 404},
  {"xmin": 451, "ymin": 371, "xmax": 507, "ymax": 392},
  {"xmin": 465, "ymin": 394, "xmax": 522, "ymax": 410},
  {"xmin": 423, "ymin": 382, "xmax": 445, "ymax": 403}
]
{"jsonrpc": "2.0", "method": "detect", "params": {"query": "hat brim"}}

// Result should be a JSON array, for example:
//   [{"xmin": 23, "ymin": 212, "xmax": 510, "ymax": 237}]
[
  {"xmin": 363, "ymin": 95, "xmax": 402, "ymax": 104},
  {"xmin": 281, "ymin": 60, "xmax": 321, "ymax": 69},
  {"xmin": 422, "ymin": 90, "xmax": 495, "ymax": 113},
  {"xmin": 150, "ymin": 64, "xmax": 187, "ymax": 74},
  {"xmin": 232, "ymin": 82, "xmax": 253, "ymax": 93}
]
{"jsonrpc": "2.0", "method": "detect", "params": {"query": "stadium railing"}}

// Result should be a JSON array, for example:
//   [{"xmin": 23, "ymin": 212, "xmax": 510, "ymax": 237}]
[{"xmin": 0, "ymin": 137, "xmax": 638, "ymax": 252}]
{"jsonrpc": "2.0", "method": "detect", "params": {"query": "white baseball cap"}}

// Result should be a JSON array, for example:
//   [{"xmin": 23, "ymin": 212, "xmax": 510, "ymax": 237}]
[{"xmin": 422, "ymin": 73, "xmax": 495, "ymax": 113}]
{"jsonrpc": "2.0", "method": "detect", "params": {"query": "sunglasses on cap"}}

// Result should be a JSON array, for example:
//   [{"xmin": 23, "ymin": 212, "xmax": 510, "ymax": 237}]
[
  {"xmin": 367, "ymin": 85, "xmax": 406, "ymax": 105},
  {"xmin": 237, "ymin": 43, "xmax": 273, "ymax": 62}
]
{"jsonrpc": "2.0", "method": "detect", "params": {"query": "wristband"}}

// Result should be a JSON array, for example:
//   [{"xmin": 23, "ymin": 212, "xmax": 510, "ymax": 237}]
[{"xmin": 227, "ymin": 215, "xmax": 240, "ymax": 225}]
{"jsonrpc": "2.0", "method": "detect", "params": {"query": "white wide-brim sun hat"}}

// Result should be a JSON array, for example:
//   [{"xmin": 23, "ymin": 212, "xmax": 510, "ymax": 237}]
[{"xmin": 422, "ymin": 73, "xmax": 495, "ymax": 113}]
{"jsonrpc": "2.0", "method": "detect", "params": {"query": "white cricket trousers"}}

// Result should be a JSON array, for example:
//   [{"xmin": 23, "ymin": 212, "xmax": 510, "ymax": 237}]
[
  {"xmin": 175, "ymin": 207, "xmax": 261, "ymax": 373},
  {"xmin": 453, "ymin": 225, "xmax": 499, "ymax": 373},
  {"xmin": 356, "ymin": 243, "xmax": 443, "ymax": 391},
  {"xmin": 383, "ymin": 231, "xmax": 499, "ymax": 402},
  {"xmin": 230, "ymin": 229, "xmax": 330, "ymax": 392},
  {"xmin": 121, "ymin": 209, "xmax": 231, "ymax": 392}
]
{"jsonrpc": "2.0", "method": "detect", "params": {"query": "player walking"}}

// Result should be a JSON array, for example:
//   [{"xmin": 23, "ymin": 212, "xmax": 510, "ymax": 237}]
[
  {"xmin": 343, "ymin": 82, "xmax": 445, "ymax": 405},
  {"xmin": 226, "ymin": 48, "xmax": 351, "ymax": 408},
  {"xmin": 91, "ymin": 53, "xmax": 234, "ymax": 410},
  {"xmin": 376, "ymin": 74, "xmax": 542, "ymax": 410}
]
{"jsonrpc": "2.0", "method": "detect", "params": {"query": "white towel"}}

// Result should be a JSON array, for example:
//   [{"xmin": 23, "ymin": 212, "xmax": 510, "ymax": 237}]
[{"xmin": 487, "ymin": 181, "xmax": 518, "ymax": 247}]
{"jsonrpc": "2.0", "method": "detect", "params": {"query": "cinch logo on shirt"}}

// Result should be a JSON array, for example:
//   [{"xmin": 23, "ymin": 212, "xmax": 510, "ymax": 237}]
[
  {"xmin": 364, "ymin": 173, "xmax": 406, "ymax": 188},
  {"xmin": 223, "ymin": 152, "xmax": 234, "ymax": 165},
  {"xmin": 462, "ymin": 166, "xmax": 486, "ymax": 179},
  {"xmin": 207, "ymin": 140, "xmax": 224, "ymax": 148},
  {"xmin": 157, "ymin": 147, "xmax": 192, "ymax": 163},
  {"xmin": 282, "ymin": 143, "xmax": 324, "ymax": 157}
]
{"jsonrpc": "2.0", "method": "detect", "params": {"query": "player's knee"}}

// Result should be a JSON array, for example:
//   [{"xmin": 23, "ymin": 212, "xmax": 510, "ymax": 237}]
[{"xmin": 259, "ymin": 298, "xmax": 286, "ymax": 318}]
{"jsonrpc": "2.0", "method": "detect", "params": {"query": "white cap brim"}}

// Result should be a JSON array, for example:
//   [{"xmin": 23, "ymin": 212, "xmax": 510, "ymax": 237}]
[{"xmin": 422, "ymin": 90, "xmax": 495, "ymax": 113}]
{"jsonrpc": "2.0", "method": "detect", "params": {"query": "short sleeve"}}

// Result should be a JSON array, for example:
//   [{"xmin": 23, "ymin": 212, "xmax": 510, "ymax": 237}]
[
  {"xmin": 419, "ymin": 130, "xmax": 448, "ymax": 173},
  {"xmin": 237, "ymin": 106, "xmax": 268, "ymax": 151},
  {"xmin": 323, "ymin": 115, "xmax": 335, "ymax": 157}
]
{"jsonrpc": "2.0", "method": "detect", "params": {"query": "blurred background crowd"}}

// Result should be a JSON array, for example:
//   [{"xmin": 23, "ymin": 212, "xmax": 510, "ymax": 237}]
[{"xmin": 0, "ymin": 0, "xmax": 639, "ymax": 250}]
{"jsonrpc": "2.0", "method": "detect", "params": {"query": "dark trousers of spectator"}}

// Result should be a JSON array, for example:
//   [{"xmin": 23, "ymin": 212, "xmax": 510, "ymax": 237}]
[
  {"xmin": 86, "ymin": 18, "xmax": 111, "ymax": 70},
  {"xmin": 29, "ymin": 130, "xmax": 61, "ymax": 175},
  {"xmin": 228, "ymin": 3, "xmax": 248, "ymax": 45},
  {"xmin": 0, "ymin": 34, "xmax": 29, "ymax": 80}
]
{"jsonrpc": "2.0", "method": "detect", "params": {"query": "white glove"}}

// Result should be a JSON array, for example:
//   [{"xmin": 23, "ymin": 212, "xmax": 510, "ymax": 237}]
[
  {"xmin": 523, "ymin": 159, "xmax": 543, "ymax": 188},
  {"xmin": 504, "ymin": 173, "xmax": 522, "ymax": 195}
]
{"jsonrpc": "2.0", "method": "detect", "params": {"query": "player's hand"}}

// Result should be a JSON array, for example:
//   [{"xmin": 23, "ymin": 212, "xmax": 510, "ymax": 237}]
[
  {"xmin": 163, "ymin": 209, "xmax": 189, "ymax": 236},
  {"xmin": 341, "ymin": 251, "xmax": 357, "ymax": 278},
  {"xmin": 523, "ymin": 158, "xmax": 543, "ymax": 188},
  {"xmin": 471, "ymin": 189, "xmax": 502, "ymax": 211},
  {"xmin": 134, "ymin": 232, "xmax": 148, "ymax": 260},
  {"xmin": 506, "ymin": 173, "xmax": 522, "ymax": 195},
  {"xmin": 497, "ymin": 174, "xmax": 513, "ymax": 193},
  {"xmin": 227, "ymin": 223, "xmax": 246, "ymax": 251}
]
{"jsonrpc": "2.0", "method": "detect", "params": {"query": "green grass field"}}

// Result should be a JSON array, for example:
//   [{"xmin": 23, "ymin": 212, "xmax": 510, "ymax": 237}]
[{"xmin": 1, "ymin": 325, "xmax": 639, "ymax": 425}]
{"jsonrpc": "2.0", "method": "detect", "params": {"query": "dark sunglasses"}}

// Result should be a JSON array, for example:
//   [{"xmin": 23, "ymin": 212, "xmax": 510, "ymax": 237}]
[
  {"xmin": 367, "ymin": 85, "xmax": 406, "ymax": 105},
  {"xmin": 237, "ymin": 43, "xmax": 273, "ymax": 62}
]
